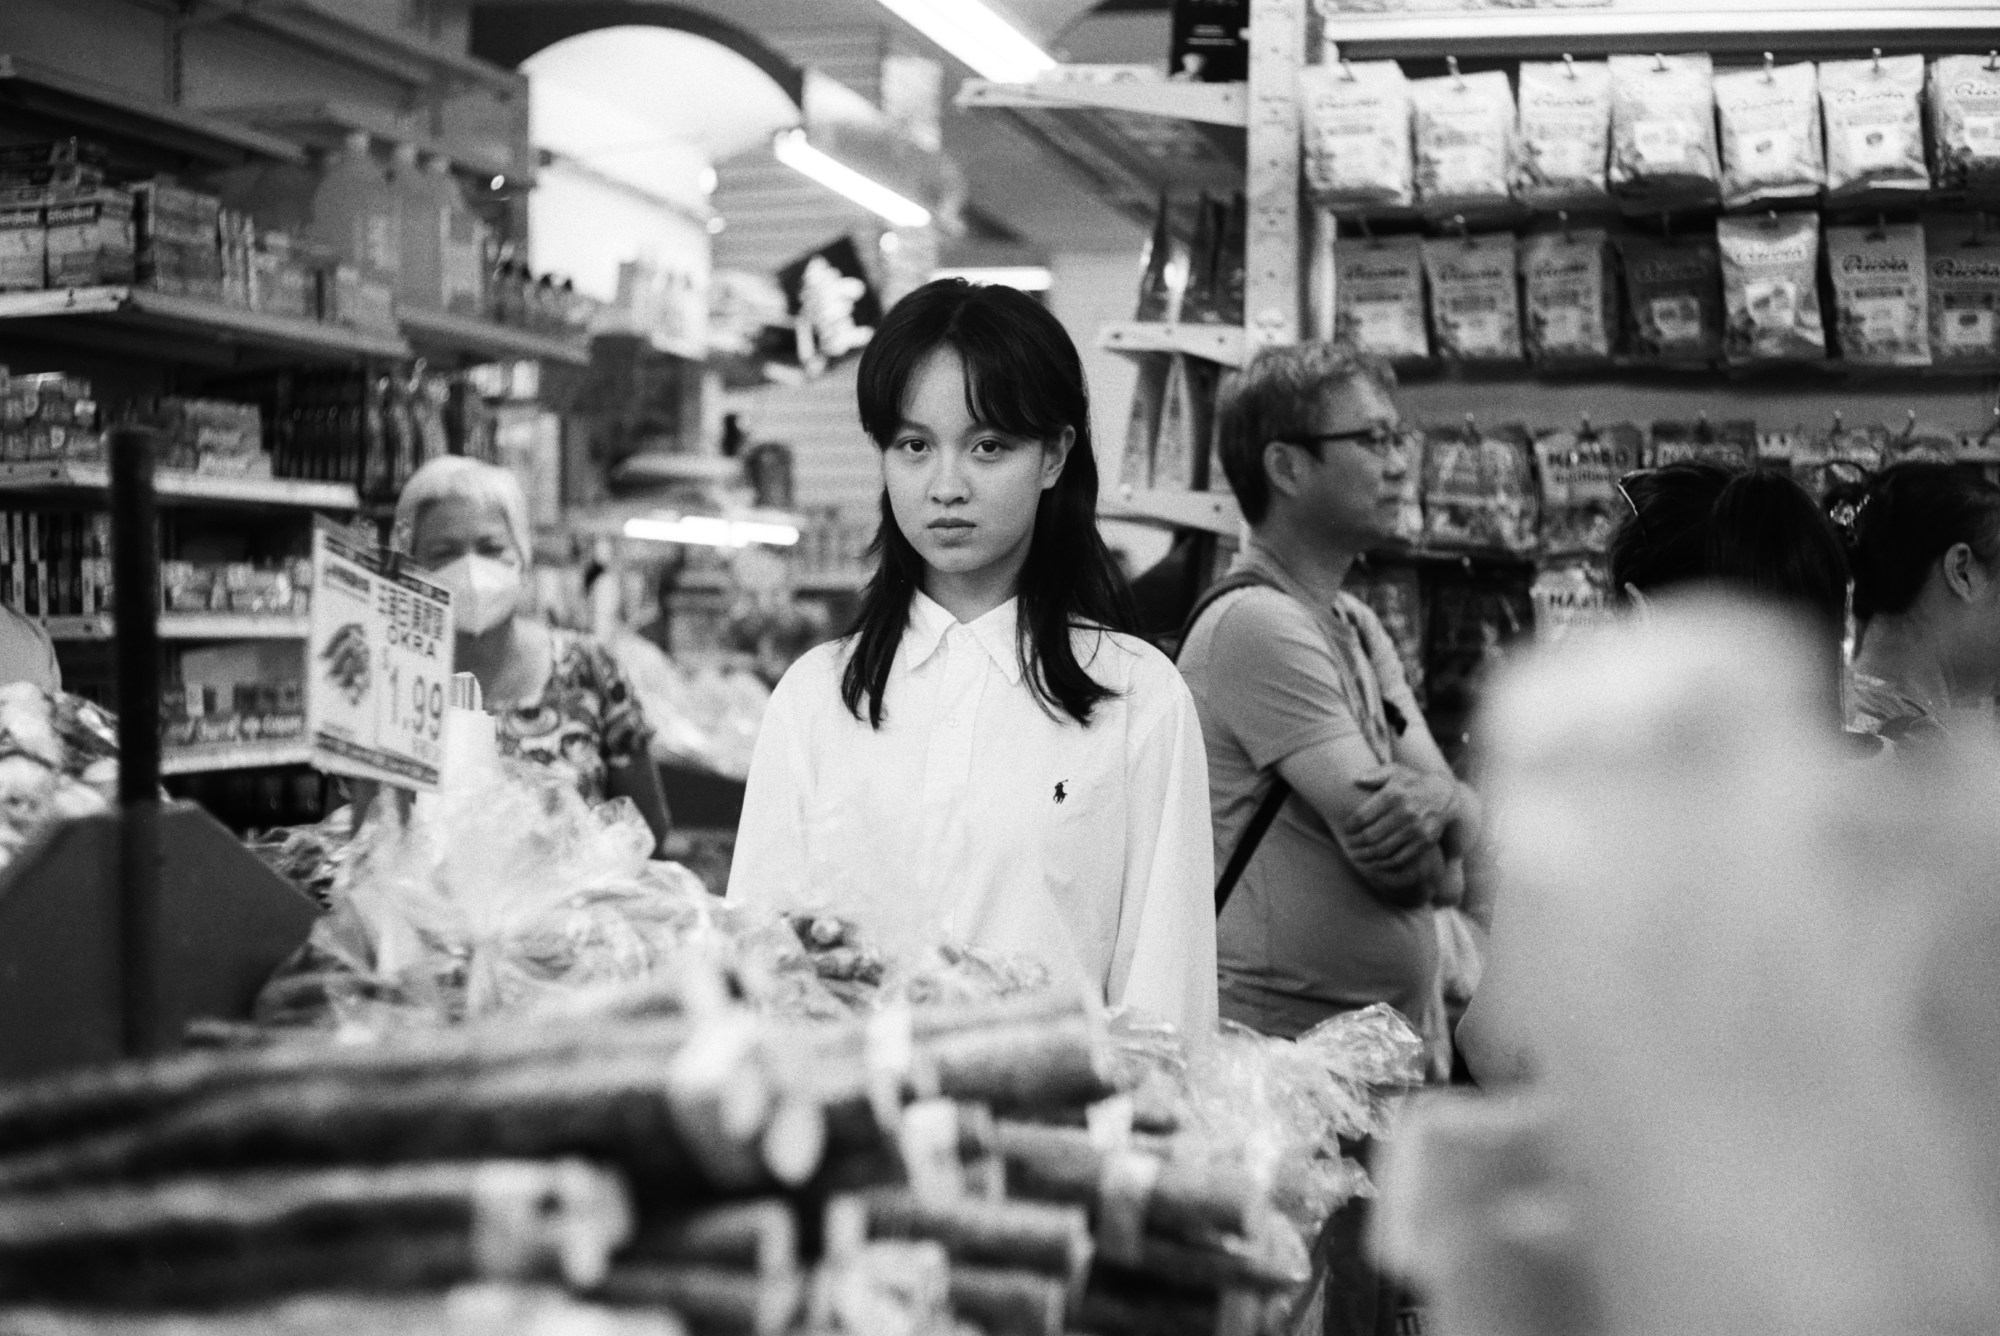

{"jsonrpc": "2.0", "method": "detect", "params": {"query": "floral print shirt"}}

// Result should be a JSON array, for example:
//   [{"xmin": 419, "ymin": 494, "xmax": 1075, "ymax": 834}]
[{"xmin": 495, "ymin": 629, "xmax": 652, "ymax": 803}]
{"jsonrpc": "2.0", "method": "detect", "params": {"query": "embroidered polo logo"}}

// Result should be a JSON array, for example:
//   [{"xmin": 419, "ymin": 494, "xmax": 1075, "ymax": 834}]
[{"xmin": 1053, "ymin": 781, "xmax": 1067, "ymax": 805}]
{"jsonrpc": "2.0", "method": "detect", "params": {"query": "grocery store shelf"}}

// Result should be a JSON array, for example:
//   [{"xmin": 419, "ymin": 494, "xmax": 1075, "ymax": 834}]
[
  {"xmin": 160, "ymin": 738, "xmax": 312, "ymax": 777},
  {"xmin": 196, "ymin": 0, "xmax": 522, "ymax": 95},
  {"xmin": 0, "ymin": 461, "xmax": 359, "ymax": 511},
  {"xmin": 1322, "ymin": 3, "xmax": 2000, "ymax": 57},
  {"xmin": 0, "ymin": 54, "xmax": 304, "ymax": 169},
  {"xmin": 1102, "ymin": 488, "xmax": 1243, "ymax": 536},
  {"xmin": 210, "ymin": 99, "xmax": 520, "ymax": 183},
  {"xmin": 1098, "ymin": 322, "xmax": 1248, "ymax": 368},
  {"xmin": 400, "ymin": 306, "xmax": 592, "ymax": 367},
  {"xmin": 0, "ymin": 286, "xmax": 409, "ymax": 366},
  {"xmin": 44, "ymin": 613, "xmax": 310, "ymax": 642},
  {"xmin": 956, "ymin": 75, "xmax": 1243, "ymax": 229},
  {"xmin": 671, "ymin": 570, "xmax": 870, "ymax": 596},
  {"xmin": 958, "ymin": 78, "xmax": 1245, "ymax": 128}
]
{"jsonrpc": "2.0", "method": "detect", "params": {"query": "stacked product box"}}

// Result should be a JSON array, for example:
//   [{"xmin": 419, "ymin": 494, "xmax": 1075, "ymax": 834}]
[
  {"xmin": 0, "ymin": 372, "xmax": 101, "ymax": 461},
  {"xmin": 0, "ymin": 507, "xmax": 111, "ymax": 619},
  {"xmin": 131, "ymin": 178, "xmax": 224, "ymax": 298},
  {"xmin": 0, "ymin": 140, "xmax": 132, "ymax": 291},
  {"xmin": 160, "ymin": 559, "xmax": 312, "ymax": 616},
  {"xmin": 162, "ymin": 639, "xmax": 306, "ymax": 749},
  {"xmin": 117, "ymin": 396, "xmax": 265, "ymax": 475}
]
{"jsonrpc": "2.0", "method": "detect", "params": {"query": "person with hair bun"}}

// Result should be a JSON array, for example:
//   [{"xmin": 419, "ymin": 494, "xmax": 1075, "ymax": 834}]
[
  {"xmin": 1834, "ymin": 462, "xmax": 2000, "ymax": 743},
  {"xmin": 1607, "ymin": 461, "xmax": 1853, "ymax": 735},
  {"xmin": 728, "ymin": 279, "xmax": 1217, "ymax": 1035}
]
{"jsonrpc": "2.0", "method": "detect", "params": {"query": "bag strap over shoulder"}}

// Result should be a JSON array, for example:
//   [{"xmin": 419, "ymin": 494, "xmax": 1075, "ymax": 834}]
[{"xmin": 1176, "ymin": 572, "xmax": 1293, "ymax": 916}]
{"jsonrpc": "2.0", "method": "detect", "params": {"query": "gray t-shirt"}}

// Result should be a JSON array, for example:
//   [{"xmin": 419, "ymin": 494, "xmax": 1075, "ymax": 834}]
[{"xmin": 1178, "ymin": 561, "xmax": 1435, "ymax": 1040}]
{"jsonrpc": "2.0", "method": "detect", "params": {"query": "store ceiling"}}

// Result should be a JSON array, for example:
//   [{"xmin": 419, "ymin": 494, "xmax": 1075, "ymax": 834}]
[{"xmin": 470, "ymin": 0, "xmax": 1167, "ymax": 267}]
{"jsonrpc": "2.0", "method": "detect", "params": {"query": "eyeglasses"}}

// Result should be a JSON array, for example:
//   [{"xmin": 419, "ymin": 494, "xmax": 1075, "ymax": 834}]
[
  {"xmin": 1615, "ymin": 467, "xmax": 1657, "ymax": 519},
  {"xmin": 1283, "ymin": 427, "xmax": 1399, "ymax": 459}
]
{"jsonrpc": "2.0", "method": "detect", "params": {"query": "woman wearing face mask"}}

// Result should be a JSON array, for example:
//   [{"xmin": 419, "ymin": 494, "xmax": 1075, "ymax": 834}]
[
  {"xmin": 392, "ymin": 456, "xmax": 672, "ymax": 852},
  {"xmin": 1832, "ymin": 462, "xmax": 2000, "ymax": 744},
  {"xmin": 728, "ymin": 280, "xmax": 1217, "ymax": 1035}
]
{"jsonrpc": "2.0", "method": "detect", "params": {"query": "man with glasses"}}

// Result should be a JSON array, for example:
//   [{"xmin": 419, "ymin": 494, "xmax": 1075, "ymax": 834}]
[{"xmin": 1178, "ymin": 342, "xmax": 1478, "ymax": 1046}]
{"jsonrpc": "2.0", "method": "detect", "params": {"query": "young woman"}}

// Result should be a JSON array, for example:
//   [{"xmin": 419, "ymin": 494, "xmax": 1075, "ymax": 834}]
[
  {"xmin": 1832, "ymin": 462, "xmax": 2000, "ymax": 743},
  {"xmin": 729, "ymin": 280, "xmax": 1218, "ymax": 1034}
]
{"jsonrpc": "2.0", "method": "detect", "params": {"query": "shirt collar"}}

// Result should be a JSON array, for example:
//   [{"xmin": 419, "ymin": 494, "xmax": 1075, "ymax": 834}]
[{"xmin": 903, "ymin": 590, "xmax": 1024, "ymax": 685}]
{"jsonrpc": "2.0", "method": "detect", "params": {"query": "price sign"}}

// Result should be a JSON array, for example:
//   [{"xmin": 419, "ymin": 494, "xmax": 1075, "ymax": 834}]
[{"xmin": 305, "ymin": 521, "xmax": 453, "ymax": 791}]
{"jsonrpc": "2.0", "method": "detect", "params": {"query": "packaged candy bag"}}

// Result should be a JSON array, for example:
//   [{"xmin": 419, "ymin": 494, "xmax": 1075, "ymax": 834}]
[
  {"xmin": 1335, "ymin": 234, "xmax": 1430, "ymax": 361},
  {"xmin": 1827, "ymin": 222, "xmax": 1931, "ymax": 366},
  {"xmin": 1924, "ymin": 216, "xmax": 2000, "ymax": 367},
  {"xmin": 1620, "ymin": 231, "xmax": 1723, "ymax": 363},
  {"xmin": 1821, "ymin": 54, "xmax": 1930, "ymax": 198},
  {"xmin": 1513, "ymin": 58, "xmax": 1612, "ymax": 206},
  {"xmin": 1609, "ymin": 53, "xmax": 1720, "ymax": 207},
  {"xmin": 1422, "ymin": 232, "xmax": 1522, "ymax": 362},
  {"xmin": 1345, "ymin": 563, "xmax": 1427, "ymax": 702},
  {"xmin": 1411, "ymin": 69, "xmax": 1515, "ymax": 213},
  {"xmin": 1929, "ymin": 55, "xmax": 2000, "ymax": 195},
  {"xmin": 1714, "ymin": 61, "xmax": 1824, "ymax": 208},
  {"xmin": 1300, "ymin": 60, "xmax": 1415, "ymax": 211},
  {"xmin": 1648, "ymin": 417, "xmax": 1756, "ymax": 468},
  {"xmin": 1719, "ymin": 212, "xmax": 1826, "ymax": 364},
  {"xmin": 1531, "ymin": 560, "xmax": 1613, "ymax": 645},
  {"xmin": 1422, "ymin": 420, "xmax": 1538, "ymax": 554},
  {"xmin": 1523, "ymin": 227, "xmax": 1616, "ymax": 363},
  {"xmin": 1533, "ymin": 420, "xmax": 1643, "ymax": 556}
]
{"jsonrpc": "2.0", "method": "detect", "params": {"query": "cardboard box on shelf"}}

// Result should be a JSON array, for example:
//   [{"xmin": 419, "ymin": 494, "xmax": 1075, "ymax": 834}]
[
  {"xmin": 0, "ymin": 189, "xmax": 45, "ymax": 291},
  {"xmin": 43, "ymin": 186, "xmax": 133, "ymax": 288}
]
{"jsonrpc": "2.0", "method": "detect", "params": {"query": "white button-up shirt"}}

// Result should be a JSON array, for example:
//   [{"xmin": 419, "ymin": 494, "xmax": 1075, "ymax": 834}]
[{"xmin": 728, "ymin": 592, "xmax": 1219, "ymax": 1036}]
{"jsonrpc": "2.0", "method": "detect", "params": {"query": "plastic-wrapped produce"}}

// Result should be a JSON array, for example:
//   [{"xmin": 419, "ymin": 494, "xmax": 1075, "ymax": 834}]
[{"xmin": 0, "ymin": 683, "xmax": 119, "ymax": 873}]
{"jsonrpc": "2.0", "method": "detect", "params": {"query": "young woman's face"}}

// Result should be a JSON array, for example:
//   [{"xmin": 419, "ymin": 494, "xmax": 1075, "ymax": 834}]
[{"xmin": 882, "ymin": 347, "xmax": 1072, "ymax": 589}]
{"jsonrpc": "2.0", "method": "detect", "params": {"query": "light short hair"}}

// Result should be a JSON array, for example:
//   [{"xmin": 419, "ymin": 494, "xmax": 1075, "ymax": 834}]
[
  {"xmin": 1214, "ymin": 342, "xmax": 1394, "ymax": 525},
  {"xmin": 394, "ymin": 456, "xmax": 532, "ymax": 566}
]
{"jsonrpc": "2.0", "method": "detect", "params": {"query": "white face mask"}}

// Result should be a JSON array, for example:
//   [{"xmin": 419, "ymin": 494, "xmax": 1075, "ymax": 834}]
[{"xmin": 431, "ymin": 554, "xmax": 522, "ymax": 636}]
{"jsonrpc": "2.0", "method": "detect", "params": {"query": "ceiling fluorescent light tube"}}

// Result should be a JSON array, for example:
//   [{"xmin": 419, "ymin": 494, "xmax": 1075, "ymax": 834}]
[
  {"xmin": 932, "ymin": 265, "xmax": 1053, "ymax": 291},
  {"xmin": 873, "ymin": 0, "xmax": 1056, "ymax": 84},
  {"xmin": 623, "ymin": 516, "xmax": 802, "ymax": 549},
  {"xmin": 773, "ymin": 129, "xmax": 932, "ymax": 229}
]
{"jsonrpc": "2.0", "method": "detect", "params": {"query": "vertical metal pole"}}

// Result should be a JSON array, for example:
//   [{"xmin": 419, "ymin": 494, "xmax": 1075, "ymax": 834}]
[
  {"xmin": 1247, "ymin": 0, "xmax": 1306, "ymax": 349},
  {"xmin": 110, "ymin": 427, "xmax": 162, "ymax": 1058}
]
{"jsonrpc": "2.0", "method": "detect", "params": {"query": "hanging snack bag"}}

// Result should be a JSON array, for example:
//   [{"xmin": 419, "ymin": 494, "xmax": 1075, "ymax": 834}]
[
  {"xmin": 1609, "ymin": 54, "xmax": 1721, "ymax": 208},
  {"xmin": 1384, "ymin": 426, "xmax": 1426, "ymax": 547},
  {"xmin": 1422, "ymin": 233, "xmax": 1522, "ymax": 362},
  {"xmin": 1513, "ymin": 59, "xmax": 1612, "ymax": 206},
  {"xmin": 1718, "ymin": 212, "xmax": 1826, "ymax": 363},
  {"xmin": 1531, "ymin": 561, "xmax": 1613, "ymax": 646},
  {"xmin": 1533, "ymin": 421, "xmax": 1644, "ymax": 556},
  {"xmin": 1924, "ymin": 216, "xmax": 2000, "ymax": 367},
  {"xmin": 1422, "ymin": 421, "xmax": 1538, "ymax": 554},
  {"xmin": 1648, "ymin": 417, "xmax": 1756, "ymax": 468},
  {"xmin": 1411, "ymin": 69, "xmax": 1515, "ymax": 214},
  {"xmin": 1713, "ymin": 61, "xmax": 1824, "ymax": 209},
  {"xmin": 1299, "ymin": 60, "xmax": 1415, "ymax": 211},
  {"xmin": 1523, "ymin": 227, "xmax": 1616, "ymax": 363},
  {"xmin": 1335, "ymin": 235, "xmax": 1430, "ymax": 361},
  {"xmin": 1346, "ymin": 563, "xmax": 1427, "ymax": 703},
  {"xmin": 1826, "ymin": 222, "xmax": 1931, "ymax": 366},
  {"xmin": 1620, "ymin": 231, "xmax": 1723, "ymax": 363},
  {"xmin": 1820, "ymin": 54, "xmax": 1929, "ymax": 199},
  {"xmin": 1929, "ymin": 55, "xmax": 2000, "ymax": 196}
]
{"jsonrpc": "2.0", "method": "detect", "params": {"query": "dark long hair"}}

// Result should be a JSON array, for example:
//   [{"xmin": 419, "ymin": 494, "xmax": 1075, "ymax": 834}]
[
  {"xmin": 840, "ymin": 279, "xmax": 1136, "ymax": 728},
  {"xmin": 1827, "ymin": 462, "xmax": 2000, "ymax": 624}
]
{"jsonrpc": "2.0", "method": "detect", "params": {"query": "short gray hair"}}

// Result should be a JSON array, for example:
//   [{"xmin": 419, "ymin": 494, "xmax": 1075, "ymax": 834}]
[
  {"xmin": 1214, "ymin": 342, "xmax": 1394, "ymax": 525},
  {"xmin": 394, "ymin": 456, "xmax": 533, "ymax": 566}
]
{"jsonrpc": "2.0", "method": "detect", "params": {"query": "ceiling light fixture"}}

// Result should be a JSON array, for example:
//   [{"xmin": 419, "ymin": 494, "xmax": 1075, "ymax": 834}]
[
  {"xmin": 932, "ymin": 265, "xmax": 1053, "ymax": 291},
  {"xmin": 623, "ymin": 515, "xmax": 802, "ymax": 549},
  {"xmin": 772, "ymin": 129, "xmax": 932, "ymax": 228},
  {"xmin": 872, "ymin": 0, "xmax": 1057, "ymax": 84}
]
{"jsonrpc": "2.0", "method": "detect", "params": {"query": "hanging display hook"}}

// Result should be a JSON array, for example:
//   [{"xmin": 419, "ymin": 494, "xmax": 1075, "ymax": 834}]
[
  {"xmin": 1562, "ymin": 52, "xmax": 1578, "ymax": 80},
  {"xmin": 1357, "ymin": 214, "xmax": 1376, "ymax": 243},
  {"xmin": 1989, "ymin": 50, "xmax": 1999, "ymax": 73},
  {"xmin": 1447, "ymin": 55, "xmax": 1465, "ymax": 90},
  {"xmin": 1763, "ymin": 51, "xmax": 1777, "ymax": 82},
  {"xmin": 1453, "ymin": 213, "xmax": 1473, "ymax": 246},
  {"xmin": 1653, "ymin": 52, "xmax": 1667, "ymax": 73},
  {"xmin": 1872, "ymin": 47, "xmax": 1884, "ymax": 72},
  {"xmin": 1579, "ymin": 410, "xmax": 1595, "ymax": 440},
  {"xmin": 1558, "ymin": 208, "xmax": 1572, "ymax": 241},
  {"xmin": 1870, "ymin": 212, "xmax": 1888, "ymax": 240},
  {"xmin": 1903, "ymin": 409, "xmax": 1919, "ymax": 440},
  {"xmin": 1463, "ymin": 413, "xmax": 1479, "ymax": 443},
  {"xmin": 1339, "ymin": 53, "xmax": 1356, "ymax": 81}
]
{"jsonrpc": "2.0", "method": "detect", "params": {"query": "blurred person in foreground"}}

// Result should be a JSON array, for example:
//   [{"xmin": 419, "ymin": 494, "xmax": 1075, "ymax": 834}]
[
  {"xmin": 1179, "ymin": 342, "xmax": 1478, "ymax": 1053},
  {"xmin": 1372, "ymin": 597, "xmax": 2000, "ymax": 1336},
  {"xmin": 1459, "ymin": 460, "xmax": 1860, "ymax": 1088},
  {"xmin": 1830, "ymin": 461, "xmax": 2000, "ymax": 744},
  {"xmin": 394, "ymin": 456, "xmax": 672, "ymax": 853}
]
